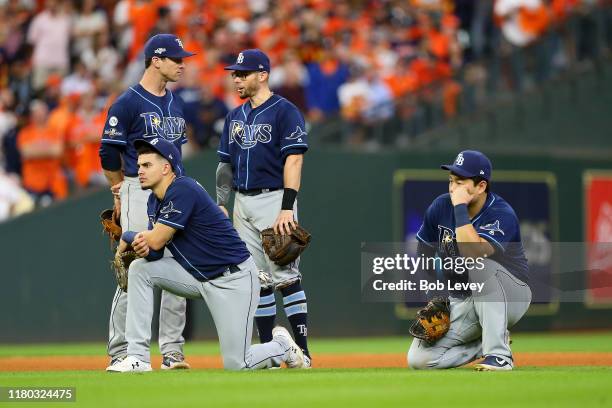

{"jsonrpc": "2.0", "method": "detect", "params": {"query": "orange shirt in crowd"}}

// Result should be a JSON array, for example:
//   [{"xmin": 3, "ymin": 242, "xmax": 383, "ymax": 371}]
[
  {"xmin": 519, "ymin": 4, "xmax": 551, "ymax": 36},
  {"xmin": 128, "ymin": 0, "xmax": 158, "ymax": 60},
  {"xmin": 68, "ymin": 112, "xmax": 105, "ymax": 188},
  {"xmin": 47, "ymin": 99, "xmax": 77, "ymax": 172},
  {"xmin": 17, "ymin": 124, "xmax": 67, "ymax": 199}
]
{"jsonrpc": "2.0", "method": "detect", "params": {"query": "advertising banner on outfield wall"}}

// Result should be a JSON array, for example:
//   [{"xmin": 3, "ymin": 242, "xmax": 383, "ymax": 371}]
[{"xmin": 585, "ymin": 172, "xmax": 612, "ymax": 307}]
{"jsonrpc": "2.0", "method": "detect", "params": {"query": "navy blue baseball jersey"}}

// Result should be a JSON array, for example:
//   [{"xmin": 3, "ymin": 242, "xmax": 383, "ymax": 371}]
[
  {"xmin": 147, "ymin": 176, "xmax": 250, "ymax": 281},
  {"xmin": 416, "ymin": 192, "xmax": 529, "ymax": 282},
  {"xmin": 217, "ymin": 94, "xmax": 308, "ymax": 190},
  {"xmin": 101, "ymin": 84, "xmax": 187, "ymax": 176}
]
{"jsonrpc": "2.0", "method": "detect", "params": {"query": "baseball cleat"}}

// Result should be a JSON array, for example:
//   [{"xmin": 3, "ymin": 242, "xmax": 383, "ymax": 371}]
[
  {"xmin": 474, "ymin": 355, "xmax": 513, "ymax": 371},
  {"xmin": 272, "ymin": 326, "xmax": 307, "ymax": 369},
  {"xmin": 161, "ymin": 351, "xmax": 190, "ymax": 370},
  {"xmin": 106, "ymin": 356, "xmax": 152, "ymax": 373},
  {"xmin": 105, "ymin": 355, "xmax": 126, "ymax": 372}
]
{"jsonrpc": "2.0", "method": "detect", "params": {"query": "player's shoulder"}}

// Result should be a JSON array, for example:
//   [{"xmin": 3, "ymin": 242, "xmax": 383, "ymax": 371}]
[
  {"xmin": 228, "ymin": 101, "xmax": 249, "ymax": 118},
  {"xmin": 488, "ymin": 193, "xmax": 518, "ymax": 215},
  {"xmin": 274, "ymin": 95, "xmax": 303, "ymax": 116},
  {"xmin": 430, "ymin": 193, "xmax": 453, "ymax": 210},
  {"xmin": 109, "ymin": 87, "xmax": 139, "ymax": 110}
]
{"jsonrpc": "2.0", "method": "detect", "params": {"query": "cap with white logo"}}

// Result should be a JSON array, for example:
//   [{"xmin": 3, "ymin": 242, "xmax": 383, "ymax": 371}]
[
  {"xmin": 224, "ymin": 49, "xmax": 270, "ymax": 72},
  {"xmin": 441, "ymin": 150, "xmax": 492, "ymax": 181},
  {"xmin": 144, "ymin": 34, "xmax": 195, "ymax": 59}
]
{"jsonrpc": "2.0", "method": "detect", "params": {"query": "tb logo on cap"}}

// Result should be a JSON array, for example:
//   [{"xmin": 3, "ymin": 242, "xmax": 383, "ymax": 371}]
[
  {"xmin": 237, "ymin": 52, "xmax": 244, "ymax": 64},
  {"xmin": 455, "ymin": 153, "xmax": 464, "ymax": 166}
]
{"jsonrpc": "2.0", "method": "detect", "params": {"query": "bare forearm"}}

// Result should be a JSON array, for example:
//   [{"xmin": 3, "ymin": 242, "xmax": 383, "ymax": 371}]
[
  {"xmin": 284, "ymin": 154, "xmax": 303, "ymax": 190},
  {"xmin": 455, "ymin": 225, "xmax": 494, "ymax": 258},
  {"xmin": 104, "ymin": 169, "xmax": 124, "ymax": 186}
]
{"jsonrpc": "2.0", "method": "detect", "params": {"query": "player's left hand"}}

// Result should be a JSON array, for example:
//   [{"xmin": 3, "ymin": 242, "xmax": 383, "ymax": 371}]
[
  {"xmin": 132, "ymin": 232, "xmax": 150, "ymax": 257},
  {"xmin": 273, "ymin": 210, "xmax": 296, "ymax": 235},
  {"xmin": 450, "ymin": 184, "xmax": 476, "ymax": 206},
  {"xmin": 116, "ymin": 238, "xmax": 128, "ymax": 254}
]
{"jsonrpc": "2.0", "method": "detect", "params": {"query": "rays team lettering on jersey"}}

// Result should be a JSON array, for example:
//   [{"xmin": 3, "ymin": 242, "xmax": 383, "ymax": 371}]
[
  {"xmin": 140, "ymin": 112, "xmax": 186, "ymax": 141},
  {"xmin": 229, "ymin": 121, "xmax": 272, "ymax": 148},
  {"xmin": 218, "ymin": 94, "xmax": 308, "ymax": 190},
  {"xmin": 416, "ymin": 192, "xmax": 529, "ymax": 282},
  {"xmin": 100, "ymin": 84, "xmax": 187, "ymax": 176}
]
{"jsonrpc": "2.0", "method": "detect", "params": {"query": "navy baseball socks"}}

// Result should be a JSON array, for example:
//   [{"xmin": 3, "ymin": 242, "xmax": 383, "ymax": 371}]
[
  {"xmin": 255, "ymin": 282, "xmax": 311, "ymax": 359},
  {"xmin": 255, "ymin": 288, "xmax": 276, "ymax": 343},
  {"xmin": 280, "ymin": 281, "xmax": 310, "ymax": 359}
]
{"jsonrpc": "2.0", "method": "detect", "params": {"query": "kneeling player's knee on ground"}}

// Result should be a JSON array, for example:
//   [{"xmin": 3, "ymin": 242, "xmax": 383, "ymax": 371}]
[
  {"xmin": 407, "ymin": 343, "xmax": 435, "ymax": 369},
  {"xmin": 222, "ymin": 356, "xmax": 246, "ymax": 371}
]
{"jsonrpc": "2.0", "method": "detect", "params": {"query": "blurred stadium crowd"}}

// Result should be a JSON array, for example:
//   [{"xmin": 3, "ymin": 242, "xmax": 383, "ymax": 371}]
[{"xmin": 0, "ymin": 0, "xmax": 610, "ymax": 220}]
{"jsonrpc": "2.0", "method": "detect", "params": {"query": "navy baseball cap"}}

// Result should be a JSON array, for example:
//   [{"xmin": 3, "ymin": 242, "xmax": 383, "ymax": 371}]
[
  {"xmin": 441, "ymin": 150, "xmax": 492, "ymax": 181},
  {"xmin": 224, "ymin": 49, "xmax": 270, "ymax": 72},
  {"xmin": 144, "ymin": 34, "xmax": 195, "ymax": 59},
  {"xmin": 134, "ymin": 138, "xmax": 183, "ymax": 176}
]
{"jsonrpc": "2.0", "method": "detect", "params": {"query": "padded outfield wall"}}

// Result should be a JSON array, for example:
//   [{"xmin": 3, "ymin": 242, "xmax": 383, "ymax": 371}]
[{"xmin": 1, "ymin": 150, "xmax": 611, "ymax": 342}]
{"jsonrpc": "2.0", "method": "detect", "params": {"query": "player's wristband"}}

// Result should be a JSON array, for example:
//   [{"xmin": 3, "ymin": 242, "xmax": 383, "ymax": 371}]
[
  {"xmin": 145, "ymin": 249, "xmax": 164, "ymax": 261},
  {"xmin": 454, "ymin": 204, "xmax": 470, "ymax": 228},
  {"xmin": 281, "ymin": 188, "xmax": 298, "ymax": 210},
  {"xmin": 121, "ymin": 231, "xmax": 137, "ymax": 244}
]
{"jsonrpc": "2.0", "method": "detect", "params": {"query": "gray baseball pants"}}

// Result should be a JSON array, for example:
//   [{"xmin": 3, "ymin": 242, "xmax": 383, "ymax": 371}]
[
  {"xmin": 125, "ymin": 256, "xmax": 286, "ymax": 370},
  {"xmin": 107, "ymin": 177, "xmax": 186, "ymax": 359},
  {"xmin": 233, "ymin": 190, "xmax": 301, "ymax": 285},
  {"xmin": 407, "ymin": 259, "xmax": 532, "ymax": 369}
]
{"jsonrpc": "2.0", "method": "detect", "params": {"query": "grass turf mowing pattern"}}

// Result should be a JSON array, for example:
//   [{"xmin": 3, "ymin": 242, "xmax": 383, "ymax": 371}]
[
  {"xmin": 2, "ymin": 331, "xmax": 612, "ymax": 357},
  {"xmin": 0, "ymin": 368, "xmax": 610, "ymax": 408}
]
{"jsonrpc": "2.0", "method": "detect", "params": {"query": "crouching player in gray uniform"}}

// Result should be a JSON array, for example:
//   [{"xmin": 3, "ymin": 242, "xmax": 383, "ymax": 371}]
[
  {"xmin": 216, "ymin": 49, "xmax": 311, "ymax": 366},
  {"xmin": 107, "ymin": 137, "xmax": 308, "ymax": 372},
  {"xmin": 408, "ymin": 150, "xmax": 532, "ymax": 371}
]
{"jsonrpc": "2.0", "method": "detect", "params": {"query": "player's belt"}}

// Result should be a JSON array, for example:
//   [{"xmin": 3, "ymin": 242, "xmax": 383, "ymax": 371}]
[
  {"xmin": 235, "ymin": 187, "xmax": 280, "ymax": 196},
  {"xmin": 209, "ymin": 264, "xmax": 241, "ymax": 280}
]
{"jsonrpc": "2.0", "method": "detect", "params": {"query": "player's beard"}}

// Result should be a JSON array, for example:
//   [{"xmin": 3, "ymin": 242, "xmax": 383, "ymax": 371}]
[{"xmin": 239, "ymin": 81, "xmax": 258, "ymax": 99}]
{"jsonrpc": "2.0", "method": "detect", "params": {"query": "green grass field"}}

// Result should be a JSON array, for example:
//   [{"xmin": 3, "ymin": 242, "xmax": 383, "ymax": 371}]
[{"xmin": 1, "ymin": 332, "xmax": 611, "ymax": 408}]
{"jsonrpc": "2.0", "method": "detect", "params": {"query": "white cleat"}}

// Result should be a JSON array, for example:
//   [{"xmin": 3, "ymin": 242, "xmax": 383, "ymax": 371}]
[
  {"xmin": 106, "ymin": 356, "xmax": 152, "ymax": 373},
  {"xmin": 272, "ymin": 326, "xmax": 308, "ymax": 369}
]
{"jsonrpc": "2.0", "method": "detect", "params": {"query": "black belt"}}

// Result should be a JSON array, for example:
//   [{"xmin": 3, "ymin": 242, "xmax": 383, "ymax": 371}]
[
  {"xmin": 228, "ymin": 264, "xmax": 240, "ymax": 273},
  {"xmin": 235, "ymin": 187, "xmax": 280, "ymax": 196},
  {"xmin": 205, "ymin": 264, "xmax": 241, "ymax": 281},
  {"xmin": 125, "ymin": 174, "xmax": 138, "ymax": 177}
]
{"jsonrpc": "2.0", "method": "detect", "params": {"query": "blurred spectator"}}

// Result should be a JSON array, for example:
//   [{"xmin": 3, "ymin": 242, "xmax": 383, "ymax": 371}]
[
  {"xmin": 270, "ymin": 51, "xmax": 308, "ymax": 112},
  {"xmin": 0, "ymin": 89, "xmax": 17, "ymax": 165},
  {"xmin": 68, "ymin": 91, "xmax": 106, "ymax": 188},
  {"xmin": 71, "ymin": 0, "xmax": 108, "ymax": 57},
  {"xmin": 305, "ymin": 48, "xmax": 350, "ymax": 122},
  {"xmin": 0, "ymin": 168, "xmax": 34, "ymax": 222},
  {"xmin": 27, "ymin": 0, "xmax": 72, "ymax": 91},
  {"xmin": 194, "ymin": 84, "xmax": 228, "ymax": 149},
  {"xmin": 81, "ymin": 30, "xmax": 121, "ymax": 84},
  {"xmin": 16, "ymin": 100, "xmax": 67, "ymax": 205},
  {"xmin": 61, "ymin": 59, "xmax": 94, "ymax": 96}
]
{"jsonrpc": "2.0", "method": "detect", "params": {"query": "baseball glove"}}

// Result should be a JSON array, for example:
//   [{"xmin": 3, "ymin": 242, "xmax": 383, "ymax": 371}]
[
  {"xmin": 100, "ymin": 208, "xmax": 122, "ymax": 242},
  {"xmin": 261, "ymin": 224, "xmax": 311, "ymax": 266},
  {"xmin": 408, "ymin": 296, "xmax": 451, "ymax": 344},
  {"xmin": 112, "ymin": 249, "xmax": 137, "ymax": 292}
]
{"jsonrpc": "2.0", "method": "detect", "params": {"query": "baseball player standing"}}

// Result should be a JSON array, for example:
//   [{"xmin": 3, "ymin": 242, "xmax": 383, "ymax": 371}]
[
  {"xmin": 99, "ymin": 34, "xmax": 194, "ymax": 371},
  {"xmin": 107, "ymin": 137, "xmax": 307, "ymax": 372},
  {"xmin": 216, "ymin": 49, "xmax": 311, "ymax": 366},
  {"xmin": 408, "ymin": 150, "xmax": 532, "ymax": 371}
]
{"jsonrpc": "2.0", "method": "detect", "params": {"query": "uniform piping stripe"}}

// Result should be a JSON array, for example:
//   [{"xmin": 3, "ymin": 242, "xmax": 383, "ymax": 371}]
[
  {"xmin": 129, "ymin": 87, "xmax": 164, "ymax": 117},
  {"xmin": 217, "ymin": 150, "xmax": 230, "ymax": 156},
  {"xmin": 159, "ymin": 219, "xmax": 185, "ymax": 229},
  {"xmin": 478, "ymin": 232, "xmax": 505, "ymax": 252},
  {"xmin": 243, "ymin": 267, "xmax": 254, "ymax": 368},
  {"xmin": 101, "ymin": 139, "xmax": 127, "ymax": 144},
  {"xmin": 416, "ymin": 233, "xmax": 434, "ymax": 247},
  {"xmin": 472, "ymin": 195, "xmax": 497, "ymax": 224},
  {"xmin": 252, "ymin": 98, "xmax": 282, "ymax": 123},
  {"xmin": 280, "ymin": 143, "xmax": 308, "ymax": 151},
  {"xmin": 283, "ymin": 291, "xmax": 306, "ymax": 305},
  {"xmin": 284, "ymin": 303, "xmax": 307, "ymax": 316},
  {"xmin": 169, "ymin": 242, "xmax": 208, "ymax": 281}
]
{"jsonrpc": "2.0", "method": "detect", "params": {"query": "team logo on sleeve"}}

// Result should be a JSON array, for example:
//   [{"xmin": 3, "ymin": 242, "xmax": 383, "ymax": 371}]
[
  {"xmin": 438, "ymin": 225, "xmax": 459, "ymax": 257},
  {"xmin": 160, "ymin": 201, "xmax": 182, "ymax": 216},
  {"xmin": 287, "ymin": 125, "xmax": 307, "ymax": 141},
  {"xmin": 229, "ymin": 120, "xmax": 272, "ymax": 149},
  {"xmin": 480, "ymin": 220, "xmax": 505, "ymax": 236}
]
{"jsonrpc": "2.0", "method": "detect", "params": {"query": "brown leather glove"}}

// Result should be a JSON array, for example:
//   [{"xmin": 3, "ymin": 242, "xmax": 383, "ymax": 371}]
[
  {"xmin": 261, "ymin": 224, "xmax": 311, "ymax": 266},
  {"xmin": 100, "ymin": 208, "xmax": 122, "ymax": 242},
  {"xmin": 409, "ymin": 297, "xmax": 451, "ymax": 344},
  {"xmin": 112, "ymin": 248, "xmax": 137, "ymax": 292}
]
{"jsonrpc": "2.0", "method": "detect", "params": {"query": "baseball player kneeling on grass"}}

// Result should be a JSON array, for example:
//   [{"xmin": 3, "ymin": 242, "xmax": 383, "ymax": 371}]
[
  {"xmin": 407, "ymin": 150, "xmax": 532, "ymax": 371},
  {"xmin": 107, "ymin": 137, "xmax": 308, "ymax": 372}
]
